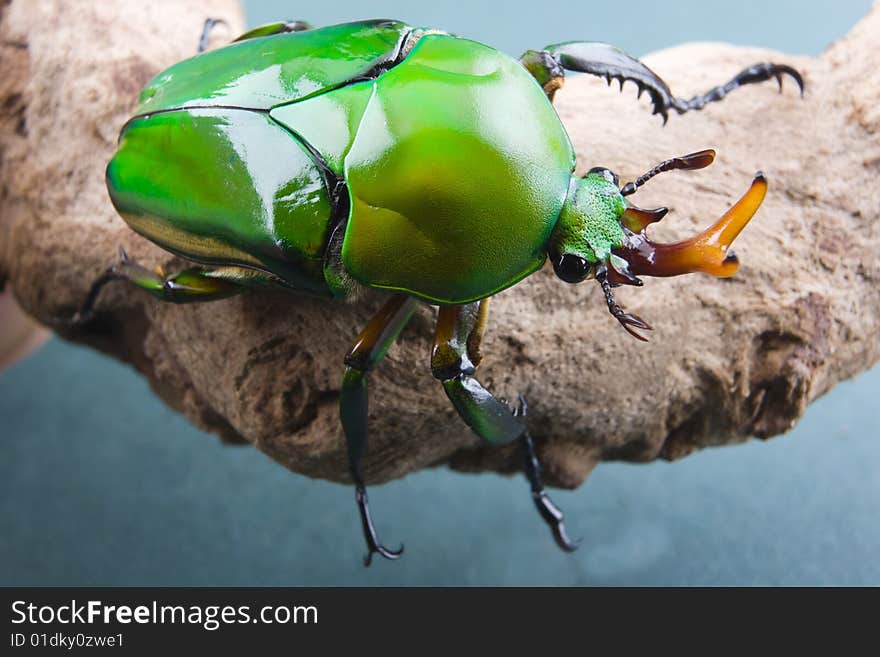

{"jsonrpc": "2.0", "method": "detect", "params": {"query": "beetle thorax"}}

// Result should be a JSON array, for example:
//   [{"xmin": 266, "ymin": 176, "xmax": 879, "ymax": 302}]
[{"xmin": 549, "ymin": 172, "xmax": 627, "ymax": 266}]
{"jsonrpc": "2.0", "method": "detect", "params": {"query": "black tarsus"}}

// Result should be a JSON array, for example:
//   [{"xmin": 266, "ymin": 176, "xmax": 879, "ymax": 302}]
[
  {"xmin": 353, "ymin": 471, "xmax": 404, "ymax": 567},
  {"xmin": 597, "ymin": 271, "xmax": 653, "ymax": 341},
  {"xmin": 668, "ymin": 62, "xmax": 804, "ymax": 118},
  {"xmin": 514, "ymin": 396, "xmax": 580, "ymax": 553},
  {"xmin": 66, "ymin": 247, "xmax": 129, "ymax": 326},
  {"xmin": 544, "ymin": 42, "xmax": 803, "ymax": 123}
]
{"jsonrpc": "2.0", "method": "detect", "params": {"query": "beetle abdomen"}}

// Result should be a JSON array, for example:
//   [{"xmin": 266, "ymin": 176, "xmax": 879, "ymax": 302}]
[{"xmin": 106, "ymin": 108, "xmax": 334, "ymax": 294}]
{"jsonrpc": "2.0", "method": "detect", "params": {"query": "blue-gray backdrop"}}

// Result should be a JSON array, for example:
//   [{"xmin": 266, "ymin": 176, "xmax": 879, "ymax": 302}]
[{"xmin": 1, "ymin": 0, "xmax": 877, "ymax": 586}]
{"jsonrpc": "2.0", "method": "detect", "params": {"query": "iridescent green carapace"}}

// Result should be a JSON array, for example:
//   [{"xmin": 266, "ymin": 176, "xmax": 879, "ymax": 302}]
[{"xmin": 109, "ymin": 21, "xmax": 577, "ymax": 304}]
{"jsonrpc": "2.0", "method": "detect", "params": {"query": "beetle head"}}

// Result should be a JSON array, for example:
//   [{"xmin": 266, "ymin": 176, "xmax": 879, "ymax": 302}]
[
  {"xmin": 548, "ymin": 166, "xmax": 629, "ymax": 285},
  {"xmin": 548, "ymin": 149, "xmax": 767, "ymax": 289}
]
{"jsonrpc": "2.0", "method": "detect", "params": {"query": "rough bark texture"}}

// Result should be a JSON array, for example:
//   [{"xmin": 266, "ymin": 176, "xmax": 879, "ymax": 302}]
[{"xmin": 2, "ymin": 1, "xmax": 878, "ymax": 488}]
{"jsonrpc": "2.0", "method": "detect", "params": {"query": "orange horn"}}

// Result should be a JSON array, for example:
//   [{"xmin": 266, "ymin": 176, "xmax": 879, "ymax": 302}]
[
  {"xmin": 621, "ymin": 205, "xmax": 668, "ymax": 232},
  {"xmin": 614, "ymin": 172, "xmax": 767, "ymax": 278}
]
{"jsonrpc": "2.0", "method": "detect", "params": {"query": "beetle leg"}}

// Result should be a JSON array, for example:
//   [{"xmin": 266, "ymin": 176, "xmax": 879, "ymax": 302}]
[
  {"xmin": 595, "ymin": 269, "xmax": 653, "ymax": 342},
  {"xmin": 519, "ymin": 49, "xmax": 566, "ymax": 101},
  {"xmin": 341, "ymin": 294, "xmax": 419, "ymax": 566},
  {"xmin": 197, "ymin": 18, "xmax": 228, "ymax": 53},
  {"xmin": 69, "ymin": 248, "xmax": 254, "ymax": 326},
  {"xmin": 523, "ymin": 42, "xmax": 803, "ymax": 122},
  {"xmin": 231, "ymin": 20, "xmax": 312, "ymax": 43},
  {"xmin": 431, "ymin": 301, "xmax": 579, "ymax": 552},
  {"xmin": 515, "ymin": 397, "xmax": 581, "ymax": 552},
  {"xmin": 198, "ymin": 18, "xmax": 312, "ymax": 53}
]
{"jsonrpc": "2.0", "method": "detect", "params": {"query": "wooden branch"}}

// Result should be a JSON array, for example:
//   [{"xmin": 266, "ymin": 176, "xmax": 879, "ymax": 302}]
[{"xmin": 2, "ymin": 0, "xmax": 878, "ymax": 488}]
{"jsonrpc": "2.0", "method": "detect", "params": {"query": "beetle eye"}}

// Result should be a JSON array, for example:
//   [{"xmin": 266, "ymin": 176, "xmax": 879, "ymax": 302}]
[
  {"xmin": 553, "ymin": 253, "xmax": 592, "ymax": 284},
  {"xmin": 587, "ymin": 167, "xmax": 620, "ymax": 186}
]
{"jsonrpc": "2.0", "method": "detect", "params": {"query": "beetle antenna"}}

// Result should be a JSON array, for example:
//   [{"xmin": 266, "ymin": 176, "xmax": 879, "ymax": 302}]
[{"xmin": 620, "ymin": 149, "xmax": 715, "ymax": 196}]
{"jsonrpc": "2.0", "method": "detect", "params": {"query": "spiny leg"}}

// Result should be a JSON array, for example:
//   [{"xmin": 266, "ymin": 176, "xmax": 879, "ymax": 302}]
[
  {"xmin": 198, "ymin": 18, "xmax": 312, "ymax": 53},
  {"xmin": 341, "ymin": 295, "xmax": 419, "ymax": 566},
  {"xmin": 665, "ymin": 62, "xmax": 804, "ymax": 116},
  {"xmin": 520, "ymin": 42, "xmax": 803, "ymax": 121},
  {"xmin": 70, "ymin": 248, "xmax": 251, "ymax": 326},
  {"xmin": 431, "ymin": 301, "xmax": 578, "ymax": 552}
]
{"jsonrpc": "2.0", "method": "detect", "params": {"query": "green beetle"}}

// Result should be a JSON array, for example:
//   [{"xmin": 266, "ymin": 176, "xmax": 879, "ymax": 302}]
[{"xmin": 79, "ymin": 18, "xmax": 802, "ymax": 565}]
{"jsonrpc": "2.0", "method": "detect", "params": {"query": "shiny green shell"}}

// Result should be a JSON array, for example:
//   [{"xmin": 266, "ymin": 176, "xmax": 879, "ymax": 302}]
[{"xmin": 106, "ymin": 20, "xmax": 576, "ymax": 304}]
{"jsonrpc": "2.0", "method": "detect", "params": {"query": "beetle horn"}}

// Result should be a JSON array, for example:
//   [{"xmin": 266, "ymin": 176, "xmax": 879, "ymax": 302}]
[
  {"xmin": 613, "ymin": 172, "xmax": 767, "ymax": 278},
  {"xmin": 621, "ymin": 205, "xmax": 668, "ymax": 232}
]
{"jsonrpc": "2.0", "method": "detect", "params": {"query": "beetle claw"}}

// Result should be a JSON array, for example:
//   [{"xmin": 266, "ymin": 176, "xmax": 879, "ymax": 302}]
[
  {"xmin": 771, "ymin": 63, "xmax": 805, "ymax": 97},
  {"xmin": 363, "ymin": 542, "xmax": 405, "ymax": 567},
  {"xmin": 356, "ymin": 485, "xmax": 404, "ymax": 567},
  {"xmin": 533, "ymin": 492, "xmax": 581, "ymax": 553},
  {"xmin": 508, "ymin": 394, "xmax": 528, "ymax": 418},
  {"xmin": 617, "ymin": 313, "xmax": 653, "ymax": 342},
  {"xmin": 619, "ymin": 311, "xmax": 652, "ymax": 331},
  {"xmin": 67, "ymin": 310, "xmax": 95, "ymax": 327},
  {"xmin": 596, "ymin": 272, "xmax": 653, "ymax": 341},
  {"xmin": 520, "ymin": 430, "xmax": 581, "ymax": 553},
  {"xmin": 501, "ymin": 393, "xmax": 529, "ymax": 419}
]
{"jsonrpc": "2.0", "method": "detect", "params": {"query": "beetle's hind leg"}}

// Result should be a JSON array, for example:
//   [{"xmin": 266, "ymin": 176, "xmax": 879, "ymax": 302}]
[
  {"xmin": 69, "ymin": 248, "xmax": 252, "ymax": 326},
  {"xmin": 230, "ymin": 20, "xmax": 312, "ymax": 43},
  {"xmin": 520, "ymin": 42, "xmax": 803, "ymax": 121},
  {"xmin": 519, "ymin": 50, "xmax": 566, "ymax": 101},
  {"xmin": 198, "ymin": 18, "xmax": 229, "ymax": 53},
  {"xmin": 431, "ymin": 301, "xmax": 579, "ymax": 552},
  {"xmin": 198, "ymin": 17, "xmax": 312, "ymax": 53},
  {"xmin": 340, "ymin": 295, "xmax": 419, "ymax": 566}
]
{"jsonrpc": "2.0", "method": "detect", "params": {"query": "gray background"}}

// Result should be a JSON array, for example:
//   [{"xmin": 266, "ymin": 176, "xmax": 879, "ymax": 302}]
[{"xmin": 1, "ymin": 0, "xmax": 877, "ymax": 585}]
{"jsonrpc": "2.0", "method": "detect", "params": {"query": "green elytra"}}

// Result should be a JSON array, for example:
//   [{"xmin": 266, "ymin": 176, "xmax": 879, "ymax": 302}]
[
  {"xmin": 90, "ymin": 19, "xmax": 802, "ymax": 565},
  {"xmin": 108, "ymin": 20, "xmax": 574, "ymax": 304}
]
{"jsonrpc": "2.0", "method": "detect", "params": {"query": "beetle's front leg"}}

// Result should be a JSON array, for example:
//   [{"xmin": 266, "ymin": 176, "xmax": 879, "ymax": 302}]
[
  {"xmin": 431, "ymin": 301, "xmax": 578, "ymax": 552},
  {"xmin": 595, "ymin": 269, "xmax": 653, "ymax": 342},
  {"xmin": 341, "ymin": 295, "xmax": 419, "ymax": 566},
  {"xmin": 519, "ymin": 49, "xmax": 566, "ymax": 101},
  {"xmin": 520, "ymin": 43, "xmax": 802, "ymax": 121}
]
